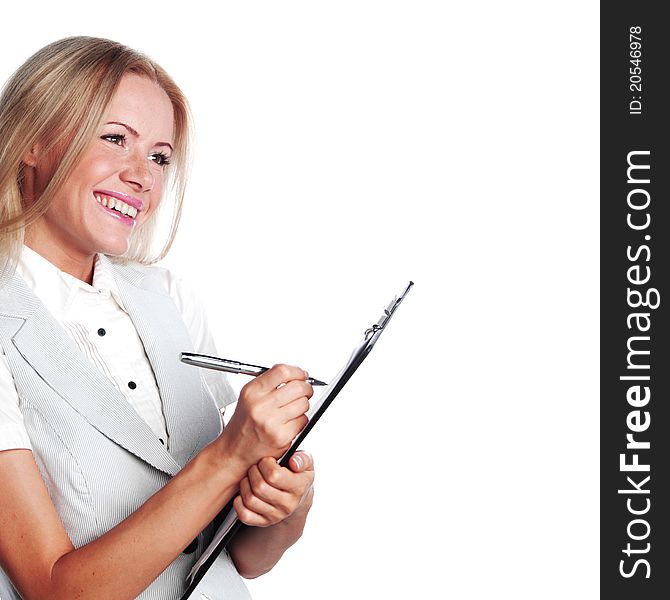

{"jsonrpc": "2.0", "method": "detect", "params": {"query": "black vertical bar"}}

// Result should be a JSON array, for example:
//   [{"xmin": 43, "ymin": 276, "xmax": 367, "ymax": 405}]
[{"xmin": 601, "ymin": 3, "xmax": 670, "ymax": 596}]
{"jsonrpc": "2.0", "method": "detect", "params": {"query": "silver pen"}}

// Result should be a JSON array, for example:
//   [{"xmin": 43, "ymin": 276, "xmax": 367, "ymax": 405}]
[{"xmin": 180, "ymin": 352, "xmax": 328, "ymax": 386}]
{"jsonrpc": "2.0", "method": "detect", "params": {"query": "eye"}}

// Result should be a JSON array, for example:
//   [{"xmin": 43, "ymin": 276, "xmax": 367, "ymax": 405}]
[
  {"xmin": 149, "ymin": 152, "xmax": 171, "ymax": 167},
  {"xmin": 101, "ymin": 133, "xmax": 126, "ymax": 146}
]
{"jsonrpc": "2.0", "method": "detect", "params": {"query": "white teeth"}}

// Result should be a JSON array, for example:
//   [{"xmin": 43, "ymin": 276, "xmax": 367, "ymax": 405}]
[{"xmin": 95, "ymin": 194, "xmax": 138, "ymax": 218}]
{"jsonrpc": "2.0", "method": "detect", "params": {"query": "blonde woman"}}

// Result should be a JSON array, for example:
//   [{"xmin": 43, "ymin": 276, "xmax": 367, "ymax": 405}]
[{"xmin": 0, "ymin": 37, "xmax": 315, "ymax": 600}]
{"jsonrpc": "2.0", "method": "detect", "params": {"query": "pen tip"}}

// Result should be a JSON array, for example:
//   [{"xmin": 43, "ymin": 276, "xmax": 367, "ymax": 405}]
[{"xmin": 310, "ymin": 378, "xmax": 328, "ymax": 386}]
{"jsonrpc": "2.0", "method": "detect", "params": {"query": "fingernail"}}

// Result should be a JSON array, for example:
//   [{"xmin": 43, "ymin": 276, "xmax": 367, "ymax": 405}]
[
  {"xmin": 303, "ymin": 370, "xmax": 309, "ymax": 379},
  {"xmin": 293, "ymin": 454, "xmax": 303, "ymax": 469}
]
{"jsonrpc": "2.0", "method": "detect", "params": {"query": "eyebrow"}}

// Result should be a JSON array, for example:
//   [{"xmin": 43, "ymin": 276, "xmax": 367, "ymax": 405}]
[{"xmin": 107, "ymin": 121, "xmax": 174, "ymax": 152}]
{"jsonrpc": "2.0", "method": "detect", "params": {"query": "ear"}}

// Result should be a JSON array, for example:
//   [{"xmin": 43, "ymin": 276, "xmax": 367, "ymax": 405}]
[{"xmin": 22, "ymin": 144, "xmax": 42, "ymax": 167}]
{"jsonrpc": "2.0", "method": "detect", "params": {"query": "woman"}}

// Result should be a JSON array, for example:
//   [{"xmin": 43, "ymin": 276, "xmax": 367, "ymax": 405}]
[{"xmin": 0, "ymin": 37, "xmax": 315, "ymax": 600}]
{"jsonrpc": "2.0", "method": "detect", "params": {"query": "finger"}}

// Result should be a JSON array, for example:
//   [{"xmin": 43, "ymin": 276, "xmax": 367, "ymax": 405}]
[
  {"xmin": 273, "ymin": 380, "xmax": 314, "ymax": 407},
  {"xmin": 277, "ymin": 395, "xmax": 310, "ymax": 424},
  {"xmin": 233, "ymin": 495, "xmax": 272, "ymax": 527},
  {"xmin": 289, "ymin": 451, "xmax": 314, "ymax": 473},
  {"xmin": 272, "ymin": 413, "xmax": 309, "ymax": 444},
  {"xmin": 286, "ymin": 413, "xmax": 309, "ymax": 433},
  {"xmin": 257, "ymin": 457, "xmax": 309, "ymax": 495},
  {"xmin": 254, "ymin": 364, "xmax": 309, "ymax": 393},
  {"xmin": 249, "ymin": 463, "xmax": 295, "ymax": 507},
  {"xmin": 240, "ymin": 473, "xmax": 286, "ymax": 516}
]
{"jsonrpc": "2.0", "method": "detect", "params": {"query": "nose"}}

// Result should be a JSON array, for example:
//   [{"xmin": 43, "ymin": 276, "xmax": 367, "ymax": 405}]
[{"xmin": 120, "ymin": 152, "xmax": 154, "ymax": 193}]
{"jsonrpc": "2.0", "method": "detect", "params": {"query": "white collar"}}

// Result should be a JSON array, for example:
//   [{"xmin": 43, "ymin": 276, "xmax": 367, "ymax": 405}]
[{"xmin": 17, "ymin": 246, "xmax": 126, "ymax": 319}]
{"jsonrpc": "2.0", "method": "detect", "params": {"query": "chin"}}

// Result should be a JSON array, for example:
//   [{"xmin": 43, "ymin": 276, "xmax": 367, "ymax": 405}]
[{"xmin": 95, "ymin": 236, "xmax": 132, "ymax": 258}]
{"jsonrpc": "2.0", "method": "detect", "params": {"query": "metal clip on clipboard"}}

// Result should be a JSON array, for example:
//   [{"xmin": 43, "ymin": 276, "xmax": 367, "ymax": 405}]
[
  {"xmin": 366, "ymin": 280, "xmax": 414, "ymax": 339},
  {"xmin": 181, "ymin": 281, "xmax": 414, "ymax": 599}
]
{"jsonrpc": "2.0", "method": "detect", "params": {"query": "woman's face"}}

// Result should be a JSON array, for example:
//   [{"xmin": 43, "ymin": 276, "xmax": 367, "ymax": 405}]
[{"xmin": 27, "ymin": 73, "xmax": 175, "ymax": 263}]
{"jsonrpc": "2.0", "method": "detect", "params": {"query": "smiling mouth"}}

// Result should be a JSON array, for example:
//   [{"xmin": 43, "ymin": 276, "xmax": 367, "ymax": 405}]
[{"xmin": 94, "ymin": 193, "xmax": 139, "ymax": 219}]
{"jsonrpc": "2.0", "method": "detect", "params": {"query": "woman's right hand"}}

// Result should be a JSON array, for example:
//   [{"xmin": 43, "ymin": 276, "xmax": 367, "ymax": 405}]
[{"xmin": 218, "ymin": 364, "xmax": 312, "ymax": 469}]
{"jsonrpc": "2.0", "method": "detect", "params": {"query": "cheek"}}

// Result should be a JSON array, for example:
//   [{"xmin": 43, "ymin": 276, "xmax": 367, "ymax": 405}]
[{"xmin": 140, "ymin": 187, "xmax": 165, "ymax": 224}]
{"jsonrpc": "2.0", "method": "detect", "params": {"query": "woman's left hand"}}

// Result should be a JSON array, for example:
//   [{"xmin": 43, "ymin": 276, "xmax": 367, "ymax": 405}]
[{"xmin": 234, "ymin": 451, "xmax": 315, "ymax": 527}]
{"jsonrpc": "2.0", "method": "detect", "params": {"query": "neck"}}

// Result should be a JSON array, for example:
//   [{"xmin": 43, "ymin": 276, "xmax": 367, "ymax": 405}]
[{"xmin": 24, "ymin": 230, "xmax": 96, "ymax": 285}]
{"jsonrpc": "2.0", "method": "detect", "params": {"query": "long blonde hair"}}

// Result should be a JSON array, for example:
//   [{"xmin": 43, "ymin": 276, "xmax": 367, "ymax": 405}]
[{"xmin": 0, "ymin": 36, "xmax": 191, "ymax": 279}]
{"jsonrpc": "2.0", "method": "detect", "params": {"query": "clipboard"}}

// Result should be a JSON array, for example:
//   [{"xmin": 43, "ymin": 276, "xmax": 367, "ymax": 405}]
[{"xmin": 180, "ymin": 281, "xmax": 413, "ymax": 599}]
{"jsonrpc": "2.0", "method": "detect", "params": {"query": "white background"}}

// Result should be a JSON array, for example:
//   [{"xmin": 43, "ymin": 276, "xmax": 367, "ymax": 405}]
[{"xmin": 2, "ymin": 2, "xmax": 599, "ymax": 598}]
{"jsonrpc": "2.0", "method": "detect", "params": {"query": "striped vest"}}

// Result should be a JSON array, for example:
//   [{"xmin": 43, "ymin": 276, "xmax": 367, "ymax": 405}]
[{"xmin": 0, "ymin": 258, "xmax": 250, "ymax": 600}]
